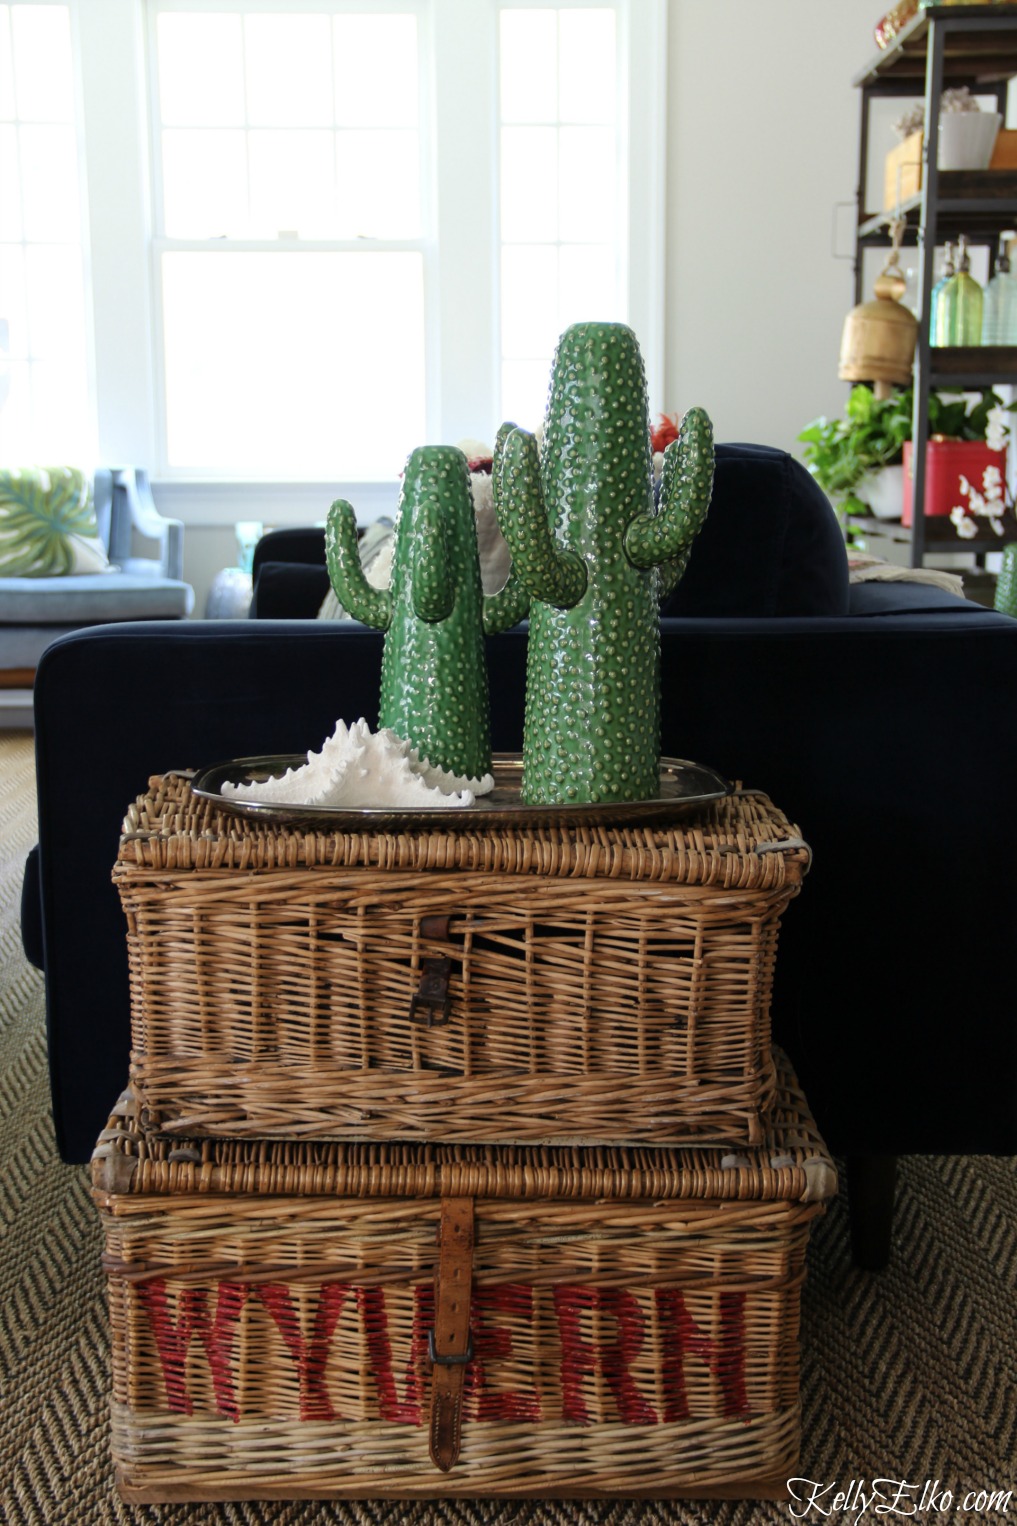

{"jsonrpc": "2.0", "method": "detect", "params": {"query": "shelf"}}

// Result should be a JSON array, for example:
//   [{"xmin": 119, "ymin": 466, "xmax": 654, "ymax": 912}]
[
  {"xmin": 859, "ymin": 171, "xmax": 1017, "ymax": 241},
  {"xmin": 847, "ymin": 513, "xmax": 1017, "ymax": 549},
  {"xmin": 854, "ymin": 6, "xmax": 1017, "ymax": 88},
  {"xmin": 927, "ymin": 346, "xmax": 1017, "ymax": 386},
  {"xmin": 850, "ymin": 5, "xmax": 1017, "ymax": 569}
]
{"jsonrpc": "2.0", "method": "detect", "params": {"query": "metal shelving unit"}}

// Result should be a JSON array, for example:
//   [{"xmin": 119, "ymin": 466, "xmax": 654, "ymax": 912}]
[{"xmin": 851, "ymin": 4, "xmax": 1017, "ymax": 567}]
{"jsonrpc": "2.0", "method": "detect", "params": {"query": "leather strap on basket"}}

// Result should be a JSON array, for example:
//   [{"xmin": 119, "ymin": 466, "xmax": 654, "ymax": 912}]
[
  {"xmin": 428, "ymin": 1196, "xmax": 475, "ymax": 1472},
  {"xmin": 409, "ymin": 914, "xmax": 454, "ymax": 1027}
]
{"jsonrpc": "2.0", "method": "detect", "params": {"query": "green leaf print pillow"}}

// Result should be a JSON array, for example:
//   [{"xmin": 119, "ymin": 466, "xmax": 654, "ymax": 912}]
[{"xmin": 0, "ymin": 467, "xmax": 112, "ymax": 577}]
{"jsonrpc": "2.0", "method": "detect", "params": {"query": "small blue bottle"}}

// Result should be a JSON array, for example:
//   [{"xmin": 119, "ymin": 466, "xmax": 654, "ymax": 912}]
[{"xmin": 982, "ymin": 233, "xmax": 1017, "ymax": 345}]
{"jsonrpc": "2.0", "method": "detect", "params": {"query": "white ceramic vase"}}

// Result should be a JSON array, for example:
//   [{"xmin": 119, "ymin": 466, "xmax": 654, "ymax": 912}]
[
  {"xmin": 856, "ymin": 464, "xmax": 905, "ymax": 521},
  {"xmin": 938, "ymin": 111, "xmax": 1002, "ymax": 172}
]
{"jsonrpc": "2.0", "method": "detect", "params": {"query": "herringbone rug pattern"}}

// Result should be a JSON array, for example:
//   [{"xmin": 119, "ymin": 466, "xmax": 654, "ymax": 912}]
[{"xmin": 0, "ymin": 735, "xmax": 1014, "ymax": 1525}]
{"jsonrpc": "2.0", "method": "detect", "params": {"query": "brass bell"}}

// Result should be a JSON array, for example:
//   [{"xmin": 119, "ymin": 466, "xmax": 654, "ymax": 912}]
[{"xmin": 839, "ymin": 231, "xmax": 917, "ymax": 400}]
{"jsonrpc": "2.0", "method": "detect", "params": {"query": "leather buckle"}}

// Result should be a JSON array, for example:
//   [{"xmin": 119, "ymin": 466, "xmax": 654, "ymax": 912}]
[
  {"xmin": 409, "ymin": 914, "xmax": 454, "ymax": 1027},
  {"xmin": 408, "ymin": 958, "xmax": 453, "ymax": 1027},
  {"xmin": 427, "ymin": 1329, "xmax": 474, "ymax": 1367}
]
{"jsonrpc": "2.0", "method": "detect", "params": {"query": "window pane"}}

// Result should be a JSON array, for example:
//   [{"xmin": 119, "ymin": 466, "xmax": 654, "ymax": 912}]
[
  {"xmin": 558, "ymin": 125, "xmax": 616, "ymax": 242},
  {"xmin": 23, "ymin": 358, "xmax": 93, "ymax": 460},
  {"xmin": 245, "ymin": 14, "xmax": 333, "ymax": 127},
  {"xmin": 498, "ymin": 5, "xmax": 625, "ymax": 427},
  {"xmin": 11, "ymin": 3, "xmax": 73, "ymax": 122},
  {"xmin": 161, "ymin": 251, "xmax": 426, "ymax": 477},
  {"xmin": 0, "ymin": 123, "xmax": 21, "ymax": 238},
  {"xmin": 24, "ymin": 244, "xmax": 86, "ymax": 359},
  {"xmin": 335, "ymin": 129, "xmax": 419, "ymax": 239},
  {"xmin": 0, "ymin": 9, "xmax": 15, "ymax": 123},
  {"xmin": 500, "ymin": 10, "xmax": 557, "ymax": 123},
  {"xmin": 501, "ymin": 125, "xmax": 557, "ymax": 242},
  {"xmin": 157, "ymin": 13, "xmax": 245, "ymax": 127},
  {"xmin": 333, "ymin": 14, "xmax": 418, "ymax": 127},
  {"xmin": 558, "ymin": 243, "xmax": 620, "ymax": 329},
  {"xmin": 558, "ymin": 9, "xmax": 616, "ymax": 123},
  {"xmin": 501, "ymin": 244, "xmax": 558, "ymax": 359},
  {"xmin": 17, "ymin": 124, "xmax": 79, "ymax": 241},
  {"xmin": 249, "ymin": 130, "xmax": 335, "ymax": 238},
  {"xmin": 162, "ymin": 129, "xmax": 248, "ymax": 238},
  {"xmin": 0, "ymin": 244, "xmax": 28, "ymax": 357},
  {"xmin": 501, "ymin": 358, "xmax": 550, "ymax": 434}
]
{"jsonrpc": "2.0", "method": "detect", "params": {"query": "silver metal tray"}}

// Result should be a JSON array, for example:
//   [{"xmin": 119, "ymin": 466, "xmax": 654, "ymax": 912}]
[{"xmin": 189, "ymin": 753, "xmax": 731, "ymax": 831}]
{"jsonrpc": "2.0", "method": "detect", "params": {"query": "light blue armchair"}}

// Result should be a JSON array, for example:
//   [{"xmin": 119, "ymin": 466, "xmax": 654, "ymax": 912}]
[{"xmin": 0, "ymin": 466, "xmax": 193, "ymax": 727}]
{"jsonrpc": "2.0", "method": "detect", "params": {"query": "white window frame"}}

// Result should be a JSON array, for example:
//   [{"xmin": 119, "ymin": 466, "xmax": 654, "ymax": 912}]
[{"xmin": 71, "ymin": 0, "xmax": 665, "ymax": 524}]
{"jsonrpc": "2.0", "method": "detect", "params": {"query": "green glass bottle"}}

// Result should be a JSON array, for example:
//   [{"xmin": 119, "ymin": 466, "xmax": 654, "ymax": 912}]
[
  {"xmin": 939, "ymin": 235, "xmax": 983, "ymax": 347},
  {"xmin": 929, "ymin": 242, "xmax": 955, "ymax": 344}
]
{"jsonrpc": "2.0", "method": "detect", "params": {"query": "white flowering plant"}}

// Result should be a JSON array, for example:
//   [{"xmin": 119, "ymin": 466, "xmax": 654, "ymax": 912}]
[{"xmin": 948, "ymin": 404, "xmax": 1017, "ymax": 540}]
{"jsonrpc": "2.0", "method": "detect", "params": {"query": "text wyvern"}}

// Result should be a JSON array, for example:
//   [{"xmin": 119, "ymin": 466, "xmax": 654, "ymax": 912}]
[{"xmin": 137, "ymin": 1279, "xmax": 751, "ymax": 1426}]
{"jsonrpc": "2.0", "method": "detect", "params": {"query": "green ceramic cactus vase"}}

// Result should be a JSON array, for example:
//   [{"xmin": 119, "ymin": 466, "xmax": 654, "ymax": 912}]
[
  {"xmin": 325, "ymin": 444, "xmax": 526, "ymax": 782},
  {"xmin": 494, "ymin": 321, "xmax": 714, "ymax": 805}
]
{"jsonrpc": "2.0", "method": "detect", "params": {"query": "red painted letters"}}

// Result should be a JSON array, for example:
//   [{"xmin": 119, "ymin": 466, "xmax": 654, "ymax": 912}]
[
  {"xmin": 655, "ymin": 1288, "xmax": 751, "ymax": 1421},
  {"xmin": 465, "ymin": 1284, "xmax": 541, "ymax": 1422},
  {"xmin": 554, "ymin": 1286, "xmax": 658, "ymax": 1425},
  {"xmin": 138, "ymin": 1277, "xmax": 750, "ymax": 1427},
  {"xmin": 138, "ymin": 1279, "xmax": 249, "ymax": 1420},
  {"xmin": 256, "ymin": 1282, "xmax": 349, "ymax": 1421}
]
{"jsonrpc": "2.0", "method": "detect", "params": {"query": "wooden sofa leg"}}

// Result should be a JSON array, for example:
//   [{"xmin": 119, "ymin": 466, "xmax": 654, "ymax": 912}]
[
  {"xmin": 847, "ymin": 1155, "xmax": 898, "ymax": 1270},
  {"xmin": 0, "ymin": 668, "xmax": 36, "ymax": 688}
]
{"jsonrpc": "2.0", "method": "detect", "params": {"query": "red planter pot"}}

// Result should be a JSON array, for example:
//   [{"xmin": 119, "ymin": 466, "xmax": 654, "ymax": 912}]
[{"xmin": 902, "ymin": 438, "xmax": 1008, "ymax": 527}]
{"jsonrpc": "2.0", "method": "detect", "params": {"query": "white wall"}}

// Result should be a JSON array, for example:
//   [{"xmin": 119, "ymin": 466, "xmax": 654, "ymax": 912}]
[{"xmin": 664, "ymin": 0, "xmax": 880, "ymax": 456}]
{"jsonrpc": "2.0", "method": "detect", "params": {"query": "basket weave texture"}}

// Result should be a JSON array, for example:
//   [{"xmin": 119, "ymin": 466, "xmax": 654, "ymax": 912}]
[
  {"xmin": 93, "ymin": 1049, "xmax": 835, "ymax": 1502},
  {"xmin": 114, "ymin": 774, "xmax": 809, "ymax": 1147}
]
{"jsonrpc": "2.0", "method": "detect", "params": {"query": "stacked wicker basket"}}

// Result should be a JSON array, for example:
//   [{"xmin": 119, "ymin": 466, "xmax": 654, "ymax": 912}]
[{"xmin": 91, "ymin": 767, "xmax": 836, "ymax": 1503}]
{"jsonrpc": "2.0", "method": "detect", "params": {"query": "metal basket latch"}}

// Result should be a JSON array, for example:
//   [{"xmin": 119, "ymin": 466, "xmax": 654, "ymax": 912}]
[
  {"xmin": 428, "ymin": 1196, "xmax": 475, "ymax": 1472},
  {"xmin": 409, "ymin": 914, "xmax": 454, "ymax": 1027}
]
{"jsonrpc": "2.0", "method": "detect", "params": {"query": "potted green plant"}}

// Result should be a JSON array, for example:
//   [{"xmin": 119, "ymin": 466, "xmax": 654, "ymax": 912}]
[
  {"xmin": 797, "ymin": 384, "xmax": 913, "ymax": 522},
  {"xmin": 901, "ymin": 388, "xmax": 1014, "ymax": 531},
  {"xmin": 799, "ymin": 384, "xmax": 1015, "ymax": 531}
]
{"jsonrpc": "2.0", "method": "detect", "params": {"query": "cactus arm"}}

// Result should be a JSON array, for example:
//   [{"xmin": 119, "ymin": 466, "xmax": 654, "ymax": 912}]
[
  {"xmin": 409, "ymin": 494, "xmax": 454, "ymax": 622},
  {"xmin": 495, "ymin": 427, "xmax": 587, "ymax": 610},
  {"xmin": 482, "ymin": 570, "xmax": 530, "ymax": 634},
  {"xmin": 624, "ymin": 405, "xmax": 714, "ymax": 573},
  {"xmin": 481, "ymin": 419, "xmax": 530, "ymax": 633},
  {"xmin": 325, "ymin": 499, "xmax": 393, "ymax": 630}
]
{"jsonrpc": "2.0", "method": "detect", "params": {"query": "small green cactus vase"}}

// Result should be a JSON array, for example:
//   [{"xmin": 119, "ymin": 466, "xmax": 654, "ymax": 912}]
[
  {"xmin": 995, "ymin": 544, "xmax": 1017, "ymax": 618},
  {"xmin": 325, "ymin": 445, "xmax": 526, "ymax": 782},
  {"xmin": 494, "ymin": 322, "xmax": 714, "ymax": 805}
]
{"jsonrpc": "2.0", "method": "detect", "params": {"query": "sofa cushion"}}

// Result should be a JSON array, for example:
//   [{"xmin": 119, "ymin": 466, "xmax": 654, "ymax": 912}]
[
  {"xmin": 0, "ymin": 573, "xmax": 194, "ymax": 624},
  {"xmin": 660, "ymin": 442, "xmax": 850, "ymax": 618},
  {"xmin": 0, "ymin": 467, "xmax": 112, "ymax": 577},
  {"xmin": 252, "ymin": 561, "xmax": 330, "ymax": 619}
]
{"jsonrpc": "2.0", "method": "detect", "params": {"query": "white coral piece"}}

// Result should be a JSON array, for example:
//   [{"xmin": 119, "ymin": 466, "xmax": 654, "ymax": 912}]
[{"xmin": 221, "ymin": 718, "xmax": 493, "ymax": 809}]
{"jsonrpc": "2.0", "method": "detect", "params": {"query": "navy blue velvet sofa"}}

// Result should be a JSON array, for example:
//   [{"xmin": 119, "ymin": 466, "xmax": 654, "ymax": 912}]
[{"xmin": 20, "ymin": 444, "xmax": 1017, "ymax": 1269}]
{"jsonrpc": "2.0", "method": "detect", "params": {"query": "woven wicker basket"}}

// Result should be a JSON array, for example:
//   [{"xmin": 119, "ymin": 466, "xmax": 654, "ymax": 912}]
[
  {"xmin": 92, "ymin": 1047, "xmax": 835, "ymax": 1503},
  {"xmin": 114, "ymin": 773, "xmax": 809, "ymax": 1147}
]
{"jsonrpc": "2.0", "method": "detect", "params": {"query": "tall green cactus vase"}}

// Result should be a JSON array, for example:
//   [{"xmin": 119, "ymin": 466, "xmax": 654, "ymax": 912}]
[
  {"xmin": 325, "ymin": 445, "xmax": 526, "ymax": 782},
  {"xmin": 494, "ymin": 322, "xmax": 714, "ymax": 806}
]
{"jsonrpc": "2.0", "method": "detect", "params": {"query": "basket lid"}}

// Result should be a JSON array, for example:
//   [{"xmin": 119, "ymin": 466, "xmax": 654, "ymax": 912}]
[
  {"xmin": 92, "ymin": 1049, "xmax": 836, "ymax": 1207},
  {"xmin": 115, "ymin": 772, "xmax": 810, "ymax": 891}
]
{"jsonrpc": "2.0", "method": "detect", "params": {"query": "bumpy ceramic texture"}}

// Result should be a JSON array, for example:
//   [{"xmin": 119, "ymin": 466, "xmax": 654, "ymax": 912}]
[
  {"xmin": 325, "ymin": 445, "xmax": 525, "ymax": 781},
  {"xmin": 495, "ymin": 322, "xmax": 714, "ymax": 805}
]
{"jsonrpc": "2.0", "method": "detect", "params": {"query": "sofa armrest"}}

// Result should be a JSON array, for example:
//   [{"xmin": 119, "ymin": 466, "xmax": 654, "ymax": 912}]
[
  {"xmin": 32, "ymin": 611, "xmax": 1017, "ymax": 1165},
  {"xmin": 108, "ymin": 468, "xmax": 184, "ymax": 580}
]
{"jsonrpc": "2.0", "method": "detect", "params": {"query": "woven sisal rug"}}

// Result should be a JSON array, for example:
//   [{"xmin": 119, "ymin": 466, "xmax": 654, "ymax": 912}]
[{"xmin": 0, "ymin": 734, "xmax": 1014, "ymax": 1525}]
